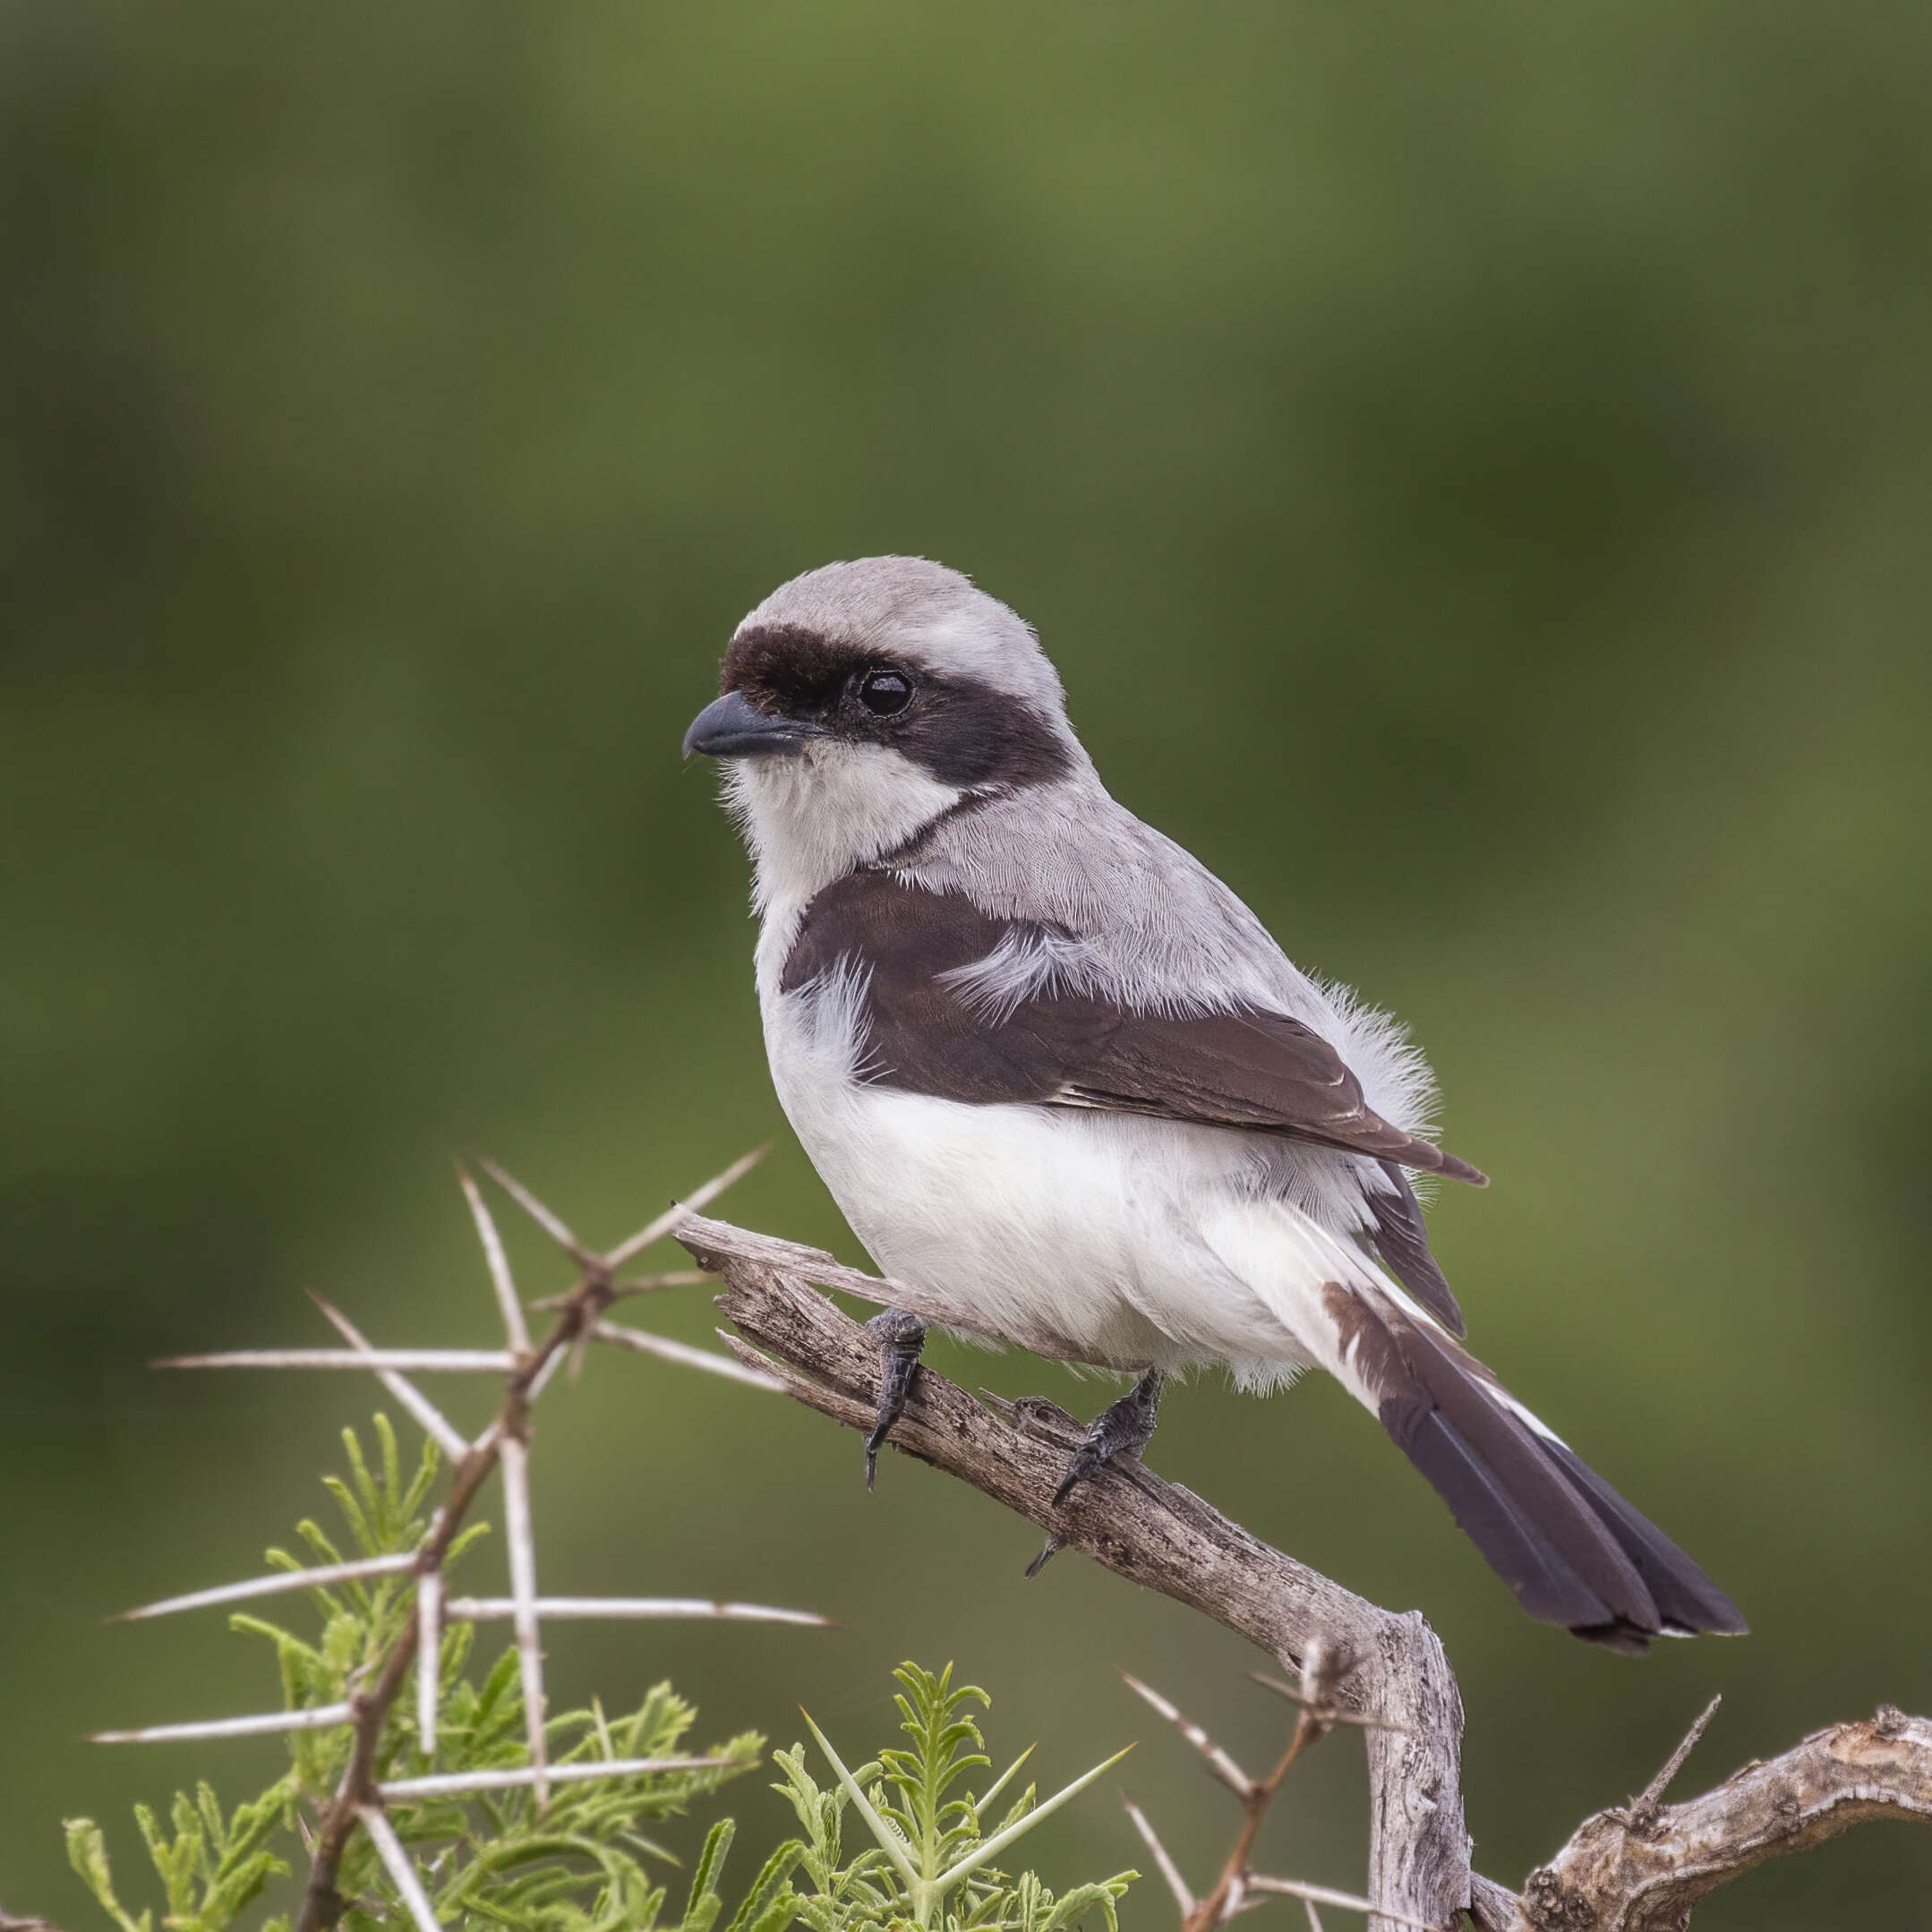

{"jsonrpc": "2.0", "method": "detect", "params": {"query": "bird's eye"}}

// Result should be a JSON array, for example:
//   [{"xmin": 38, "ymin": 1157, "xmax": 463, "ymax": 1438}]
[{"xmin": 857, "ymin": 667, "xmax": 913, "ymax": 716}]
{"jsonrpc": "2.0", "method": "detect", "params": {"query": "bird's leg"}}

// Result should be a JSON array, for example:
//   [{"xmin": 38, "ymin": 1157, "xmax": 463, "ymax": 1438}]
[
  {"xmin": 1052, "ymin": 1368, "xmax": 1165, "ymax": 1506},
  {"xmin": 863, "ymin": 1308, "xmax": 927, "ymax": 1492}
]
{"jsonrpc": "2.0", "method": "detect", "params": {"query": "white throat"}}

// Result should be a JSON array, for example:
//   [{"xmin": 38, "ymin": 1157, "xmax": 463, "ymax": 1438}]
[{"xmin": 725, "ymin": 738, "xmax": 964, "ymax": 928}]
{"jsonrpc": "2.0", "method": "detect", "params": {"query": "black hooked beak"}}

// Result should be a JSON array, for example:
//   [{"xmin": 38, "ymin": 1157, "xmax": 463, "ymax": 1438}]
[{"xmin": 681, "ymin": 688, "xmax": 825, "ymax": 759}]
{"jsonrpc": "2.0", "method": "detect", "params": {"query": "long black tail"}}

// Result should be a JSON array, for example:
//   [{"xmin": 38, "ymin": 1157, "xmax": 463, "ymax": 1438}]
[{"xmin": 1327, "ymin": 1282, "xmax": 1747, "ymax": 1651}]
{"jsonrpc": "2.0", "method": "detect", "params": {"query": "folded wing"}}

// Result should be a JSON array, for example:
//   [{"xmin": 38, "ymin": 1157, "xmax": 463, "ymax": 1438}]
[{"xmin": 781, "ymin": 871, "xmax": 1485, "ymax": 1185}]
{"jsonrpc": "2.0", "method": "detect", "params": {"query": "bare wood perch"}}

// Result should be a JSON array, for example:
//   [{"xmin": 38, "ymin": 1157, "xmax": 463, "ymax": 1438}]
[
  {"xmin": 679, "ymin": 1214, "xmax": 1474, "ymax": 1932},
  {"xmin": 83, "ymin": 1162, "xmax": 1931, "ymax": 1932},
  {"xmin": 680, "ymin": 1213, "xmax": 1932, "ymax": 1931},
  {"xmin": 1501, "ymin": 1707, "xmax": 1932, "ymax": 1931}
]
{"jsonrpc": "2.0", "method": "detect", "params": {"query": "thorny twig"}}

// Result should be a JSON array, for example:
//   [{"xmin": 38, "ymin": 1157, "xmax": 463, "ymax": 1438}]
[
  {"xmin": 1121, "ymin": 1794, "xmax": 1194, "ymax": 1917},
  {"xmin": 1120, "ymin": 1644, "xmax": 1437, "ymax": 1931},
  {"xmin": 354, "ymin": 1807, "xmax": 440, "ymax": 1932},
  {"xmin": 89, "ymin": 1175, "xmax": 1932, "ymax": 1932},
  {"xmin": 284, "ymin": 1150, "xmax": 769, "ymax": 1928},
  {"xmin": 308, "ymin": 1153, "xmax": 778, "ymax": 1925},
  {"xmin": 1624, "ymin": 1694, "xmax": 1722, "ymax": 1836},
  {"xmin": 107, "ymin": 1147, "xmax": 811, "ymax": 1932}
]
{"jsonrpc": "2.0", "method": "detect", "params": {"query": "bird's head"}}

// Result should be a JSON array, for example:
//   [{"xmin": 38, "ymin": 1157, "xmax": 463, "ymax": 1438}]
[{"xmin": 685, "ymin": 558, "xmax": 1085, "ymax": 904}]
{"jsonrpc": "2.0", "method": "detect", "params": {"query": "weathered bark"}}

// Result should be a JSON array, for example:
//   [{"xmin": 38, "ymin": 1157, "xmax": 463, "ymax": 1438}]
[
  {"xmin": 680, "ymin": 1214, "xmax": 1473, "ymax": 1932},
  {"xmin": 679, "ymin": 1213, "xmax": 1932, "ymax": 1931},
  {"xmin": 1507, "ymin": 1708, "xmax": 1932, "ymax": 1930}
]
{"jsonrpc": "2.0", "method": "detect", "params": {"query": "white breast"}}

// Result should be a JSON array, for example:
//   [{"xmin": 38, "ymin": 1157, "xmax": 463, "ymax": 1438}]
[{"xmin": 760, "ymin": 967, "xmax": 1325, "ymax": 1388}]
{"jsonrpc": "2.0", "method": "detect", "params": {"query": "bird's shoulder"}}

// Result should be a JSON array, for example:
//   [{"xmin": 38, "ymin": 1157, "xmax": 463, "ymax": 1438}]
[{"xmin": 777, "ymin": 866, "xmax": 1044, "ymax": 996}]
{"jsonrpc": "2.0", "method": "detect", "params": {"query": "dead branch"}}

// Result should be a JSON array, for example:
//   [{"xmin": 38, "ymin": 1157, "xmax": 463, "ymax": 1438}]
[
  {"xmin": 1121, "ymin": 1643, "xmax": 1418, "ymax": 1930},
  {"xmin": 680, "ymin": 1213, "xmax": 1475, "ymax": 1932},
  {"xmin": 90, "ymin": 1170, "xmax": 1930, "ymax": 1932},
  {"xmin": 681, "ymin": 1212, "xmax": 1932, "ymax": 1932},
  {"xmin": 1507, "ymin": 1706, "xmax": 1932, "ymax": 1931}
]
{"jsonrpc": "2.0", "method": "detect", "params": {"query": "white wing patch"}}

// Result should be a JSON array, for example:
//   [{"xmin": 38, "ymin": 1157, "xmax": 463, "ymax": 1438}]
[{"xmin": 934, "ymin": 928, "xmax": 1079, "ymax": 1022}]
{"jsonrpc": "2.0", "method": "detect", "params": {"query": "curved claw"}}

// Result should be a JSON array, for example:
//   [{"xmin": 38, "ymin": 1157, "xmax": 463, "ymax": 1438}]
[
  {"xmin": 1053, "ymin": 1450, "xmax": 1102, "ymax": 1509},
  {"xmin": 1049, "ymin": 1368, "xmax": 1166, "ymax": 1507},
  {"xmin": 1024, "ymin": 1534, "xmax": 1063, "ymax": 1578},
  {"xmin": 864, "ymin": 1415, "xmax": 894, "ymax": 1492},
  {"xmin": 862, "ymin": 1309, "xmax": 927, "ymax": 1492}
]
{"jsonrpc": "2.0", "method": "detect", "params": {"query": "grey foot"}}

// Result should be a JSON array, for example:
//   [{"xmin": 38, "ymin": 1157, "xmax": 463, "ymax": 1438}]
[
  {"xmin": 864, "ymin": 1309, "xmax": 927, "ymax": 1492},
  {"xmin": 1053, "ymin": 1368, "xmax": 1166, "ymax": 1506},
  {"xmin": 1023, "ymin": 1370, "xmax": 1167, "ymax": 1577}
]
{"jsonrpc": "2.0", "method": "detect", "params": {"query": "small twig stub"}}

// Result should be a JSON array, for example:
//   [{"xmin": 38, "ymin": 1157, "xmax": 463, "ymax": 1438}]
[{"xmin": 1628, "ymin": 1694, "xmax": 1723, "ymax": 1834}]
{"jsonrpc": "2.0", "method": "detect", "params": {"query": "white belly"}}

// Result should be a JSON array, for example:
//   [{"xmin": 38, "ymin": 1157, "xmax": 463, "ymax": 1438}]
[{"xmin": 763, "ymin": 978, "xmax": 1319, "ymax": 1385}]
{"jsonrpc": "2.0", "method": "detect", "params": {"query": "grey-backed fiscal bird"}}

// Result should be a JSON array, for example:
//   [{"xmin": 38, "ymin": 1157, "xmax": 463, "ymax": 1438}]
[{"xmin": 683, "ymin": 556, "xmax": 1745, "ymax": 1653}]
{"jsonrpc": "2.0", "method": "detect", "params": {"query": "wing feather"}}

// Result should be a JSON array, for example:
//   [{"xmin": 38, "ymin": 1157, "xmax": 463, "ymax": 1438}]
[
  {"xmin": 782, "ymin": 871, "xmax": 1486, "ymax": 1184},
  {"xmin": 1364, "ymin": 1162, "xmax": 1467, "ymax": 1335}
]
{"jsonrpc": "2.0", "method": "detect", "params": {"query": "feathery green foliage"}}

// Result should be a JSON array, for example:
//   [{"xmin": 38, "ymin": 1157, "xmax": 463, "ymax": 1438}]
[
  {"xmin": 775, "ymin": 1663, "xmax": 1135, "ymax": 1931},
  {"xmin": 64, "ymin": 1788, "xmax": 294, "ymax": 1932},
  {"xmin": 65, "ymin": 1416, "xmax": 762, "ymax": 1932},
  {"xmin": 62, "ymin": 1426, "xmax": 1132, "ymax": 1932}
]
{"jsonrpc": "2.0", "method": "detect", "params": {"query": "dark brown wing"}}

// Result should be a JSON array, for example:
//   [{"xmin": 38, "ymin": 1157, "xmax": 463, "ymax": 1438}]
[
  {"xmin": 1364, "ymin": 1160, "xmax": 1468, "ymax": 1334},
  {"xmin": 781, "ymin": 871, "xmax": 1486, "ymax": 1185},
  {"xmin": 1047, "ymin": 1004, "xmax": 1487, "ymax": 1184}
]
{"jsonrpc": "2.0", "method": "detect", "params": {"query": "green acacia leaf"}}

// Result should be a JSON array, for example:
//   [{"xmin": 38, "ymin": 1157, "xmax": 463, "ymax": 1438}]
[
  {"xmin": 65, "ymin": 1819, "xmax": 152, "ymax": 1932},
  {"xmin": 933, "ymin": 1748, "xmax": 1133, "ymax": 1895},
  {"xmin": 722, "ymin": 1840, "xmax": 804, "ymax": 1932},
  {"xmin": 201, "ymin": 1851, "xmax": 291, "ymax": 1928},
  {"xmin": 372, "ymin": 1412, "xmax": 403, "ymax": 1516},
  {"xmin": 739, "ymin": 1891, "xmax": 800, "ymax": 1932},
  {"xmin": 320, "ymin": 1474, "xmax": 378, "ymax": 1559},
  {"xmin": 684, "ymin": 1817, "xmax": 736, "ymax": 1922},
  {"xmin": 294, "ymin": 1517, "xmax": 344, "ymax": 1566},
  {"xmin": 340, "ymin": 1426, "xmax": 377, "ymax": 1517},
  {"xmin": 400, "ymin": 1432, "xmax": 443, "ymax": 1521},
  {"xmin": 214, "ymin": 1783, "xmax": 295, "ymax": 1879},
  {"xmin": 445, "ymin": 1519, "xmax": 492, "ymax": 1569},
  {"xmin": 801, "ymin": 1714, "xmax": 921, "ymax": 1898}
]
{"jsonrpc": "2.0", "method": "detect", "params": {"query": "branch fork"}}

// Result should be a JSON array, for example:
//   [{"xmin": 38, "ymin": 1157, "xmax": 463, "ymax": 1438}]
[
  {"xmin": 680, "ymin": 1213, "xmax": 1474, "ymax": 1931},
  {"xmin": 680, "ymin": 1210, "xmax": 1932, "ymax": 1932},
  {"xmin": 1120, "ymin": 1646, "xmax": 1444, "ymax": 1931},
  {"xmin": 90, "ymin": 1170, "xmax": 1932, "ymax": 1932}
]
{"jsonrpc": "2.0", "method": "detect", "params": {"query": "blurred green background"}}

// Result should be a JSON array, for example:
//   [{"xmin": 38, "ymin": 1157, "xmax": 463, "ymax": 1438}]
[{"xmin": 4, "ymin": 2, "xmax": 1929, "ymax": 1923}]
